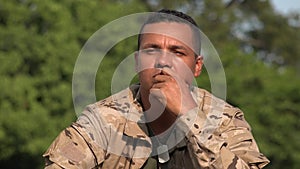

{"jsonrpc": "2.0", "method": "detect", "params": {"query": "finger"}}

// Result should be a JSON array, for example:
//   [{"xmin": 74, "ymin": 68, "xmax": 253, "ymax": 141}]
[
  {"xmin": 152, "ymin": 82, "xmax": 165, "ymax": 89},
  {"xmin": 162, "ymin": 67, "xmax": 188, "ymax": 87},
  {"xmin": 162, "ymin": 67, "xmax": 177, "ymax": 78},
  {"xmin": 149, "ymin": 88, "xmax": 166, "ymax": 103},
  {"xmin": 161, "ymin": 67, "xmax": 185, "ymax": 85},
  {"xmin": 153, "ymin": 74, "xmax": 173, "ymax": 83}
]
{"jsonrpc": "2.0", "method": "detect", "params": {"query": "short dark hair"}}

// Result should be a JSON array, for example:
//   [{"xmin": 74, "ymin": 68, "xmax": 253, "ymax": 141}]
[{"xmin": 138, "ymin": 9, "xmax": 201, "ymax": 55}]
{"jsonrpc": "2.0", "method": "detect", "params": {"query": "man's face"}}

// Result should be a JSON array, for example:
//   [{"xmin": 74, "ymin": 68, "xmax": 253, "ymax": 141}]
[{"xmin": 135, "ymin": 22, "xmax": 203, "ymax": 94}]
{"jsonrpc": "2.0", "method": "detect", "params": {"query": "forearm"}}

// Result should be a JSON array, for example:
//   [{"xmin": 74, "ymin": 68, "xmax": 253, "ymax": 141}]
[
  {"xmin": 187, "ymin": 135, "xmax": 265, "ymax": 168},
  {"xmin": 176, "ymin": 107, "xmax": 269, "ymax": 168}
]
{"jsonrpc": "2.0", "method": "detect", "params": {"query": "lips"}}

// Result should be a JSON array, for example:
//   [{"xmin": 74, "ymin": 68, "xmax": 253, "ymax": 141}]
[{"xmin": 152, "ymin": 69, "xmax": 163, "ymax": 78}]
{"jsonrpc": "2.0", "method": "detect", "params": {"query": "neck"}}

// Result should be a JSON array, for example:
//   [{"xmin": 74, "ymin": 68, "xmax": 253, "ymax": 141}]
[{"xmin": 147, "ymin": 110, "xmax": 177, "ymax": 135}]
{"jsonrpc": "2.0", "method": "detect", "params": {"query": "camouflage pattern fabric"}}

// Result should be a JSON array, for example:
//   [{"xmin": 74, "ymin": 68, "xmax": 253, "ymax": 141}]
[{"xmin": 43, "ymin": 84, "xmax": 269, "ymax": 168}]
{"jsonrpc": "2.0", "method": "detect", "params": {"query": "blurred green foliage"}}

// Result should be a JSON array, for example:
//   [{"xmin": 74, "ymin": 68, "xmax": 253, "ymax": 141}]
[{"xmin": 0, "ymin": 0, "xmax": 299, "ymax": 168}]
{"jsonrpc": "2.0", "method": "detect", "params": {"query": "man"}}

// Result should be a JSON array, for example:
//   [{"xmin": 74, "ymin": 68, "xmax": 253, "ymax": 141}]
[{"xmin": 43, "ymin": 9, "xmax": 269, "ymax": 168}]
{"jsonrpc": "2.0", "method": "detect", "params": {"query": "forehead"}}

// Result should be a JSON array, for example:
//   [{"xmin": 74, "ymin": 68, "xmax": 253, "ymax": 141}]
[{"xmin": 140, "ymin": 22, "xmax": 194, "ymax": 48}]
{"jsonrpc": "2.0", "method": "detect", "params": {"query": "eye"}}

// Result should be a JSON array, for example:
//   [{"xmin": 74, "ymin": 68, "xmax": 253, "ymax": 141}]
[
  {"xmin": 174, "ymin": 51, "xmax": 186, "ymax": 57},
  {"xmin": 143, "ymin": 48, "xmax": 161, "ymax": 55}
]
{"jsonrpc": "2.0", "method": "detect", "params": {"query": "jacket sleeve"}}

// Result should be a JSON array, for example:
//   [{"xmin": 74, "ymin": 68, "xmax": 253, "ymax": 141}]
[
  {"xmin": 43, "ymin": 108, "xmax": 107, "ymax": 169},
  {"xmin": 176, "ymin": 107, "xmax": 270, "ymax": 168}
]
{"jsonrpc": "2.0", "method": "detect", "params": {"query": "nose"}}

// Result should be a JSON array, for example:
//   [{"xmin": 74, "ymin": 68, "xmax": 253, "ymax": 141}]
[{"xmin": 155, "ymin": 51, "xmax": 173, "ymax": 69}]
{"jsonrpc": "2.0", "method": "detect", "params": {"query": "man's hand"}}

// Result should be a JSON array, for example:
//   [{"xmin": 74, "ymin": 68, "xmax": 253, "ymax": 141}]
[{"xmin": 150, "ymin": 67, "xmax": 197, "ymax": 116}]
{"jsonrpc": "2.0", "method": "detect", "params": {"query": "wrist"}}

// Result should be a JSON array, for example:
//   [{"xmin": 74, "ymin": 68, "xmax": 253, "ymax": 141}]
[{"xmin": 179, "ymin": 95, "xmax": 197, "ymax": 115}]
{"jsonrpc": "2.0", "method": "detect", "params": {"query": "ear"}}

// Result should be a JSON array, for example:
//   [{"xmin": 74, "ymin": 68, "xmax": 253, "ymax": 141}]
[
  {"xmin": 194, "ymin": 55, "xmax": 203, "ymax": 77},
  {"xmin": 134, "ymin": 51, "xmax": 139, "ymax": 72}
]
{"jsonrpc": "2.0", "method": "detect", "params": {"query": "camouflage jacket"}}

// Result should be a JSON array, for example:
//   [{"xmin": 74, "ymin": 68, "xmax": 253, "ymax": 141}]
[{"xmin": 43, "ymin": 84, "xmax": 269, "ymax": 168}]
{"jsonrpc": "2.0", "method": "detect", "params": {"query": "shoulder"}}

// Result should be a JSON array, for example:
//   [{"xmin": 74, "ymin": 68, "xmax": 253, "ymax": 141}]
[
  {"xmin": 194, "ymin": 87, "xmax": 250, "ymax": 130},
  {"xmin": 194, "ymin": 87, "xmax": 234, "ymax": 113},
  {"xmin": 96, "ymin": 87, "xmax": 134, "ymax": 113},
  {"xmin": 96, "ymin": 84, "xmax": 139, "ymax": 109},
  {"xmin": 78, "ymin": 85, "xmax": 141, "ymax": 128}
]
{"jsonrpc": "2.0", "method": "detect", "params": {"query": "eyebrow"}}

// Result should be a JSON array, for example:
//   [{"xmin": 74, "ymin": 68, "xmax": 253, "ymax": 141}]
[
  {"xmin": 141, "ymin": 43, "xmax": 161, "ymax": 49},
  {"xmin": 141, "ymin": 43, "xmax": 188, "ymax": 51},
  {"xmin": 169, "ymin": 45, "xmax": 188, "ymax": 51}
]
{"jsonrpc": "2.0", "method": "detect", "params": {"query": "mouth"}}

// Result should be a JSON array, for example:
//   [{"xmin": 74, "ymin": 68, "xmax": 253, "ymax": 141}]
[{"xmin": 152, "ymin": 69, "xmax": 163, "ymax": 78}]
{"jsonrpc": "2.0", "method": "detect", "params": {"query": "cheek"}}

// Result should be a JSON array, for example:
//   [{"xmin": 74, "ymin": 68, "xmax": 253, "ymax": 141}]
[
  {"xmin": 136, "ymin": 56, "xmax": 156, "ymax": 72},
  {"xmin": 138, "ymin": 69, "xmax": 154, "ymax": 82},
  {"xmin": 173, "ymin": 58, "xmax": 196, "ymax": 82},
  {"xmin": 138, "ymin": 69, "xmax": 156, "ymax": 90}
]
